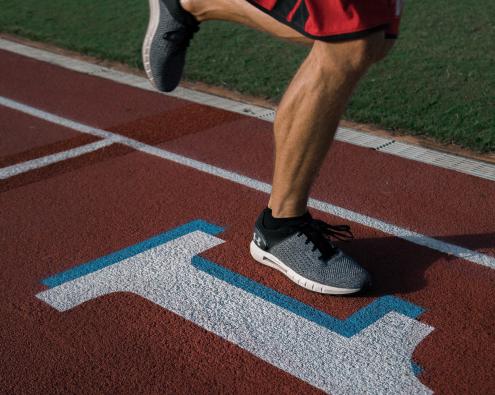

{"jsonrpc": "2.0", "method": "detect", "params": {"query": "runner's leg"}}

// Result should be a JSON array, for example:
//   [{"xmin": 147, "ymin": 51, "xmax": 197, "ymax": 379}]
[
  {"xmin": 267, "ymin": 34, "xmax": 394, "ymax": 217},
  {"xmin": 182, "ymin": 0, "xmax": 394, "ymax": 217}
]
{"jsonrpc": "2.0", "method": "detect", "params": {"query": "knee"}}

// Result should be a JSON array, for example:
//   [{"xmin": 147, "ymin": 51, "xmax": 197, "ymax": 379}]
[{"xmin": 312, "ymin": 30, "xmax": 394, "ymax": 76}]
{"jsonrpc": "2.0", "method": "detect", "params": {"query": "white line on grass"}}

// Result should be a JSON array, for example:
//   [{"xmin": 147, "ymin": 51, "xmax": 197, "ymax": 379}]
[
  {"xmin": 0, "ymin": 139, "xmax": 113, "ymax": 179},
  {"xmin": 1, "ymin": 95, "xmax": 494, "ymax": 270}
]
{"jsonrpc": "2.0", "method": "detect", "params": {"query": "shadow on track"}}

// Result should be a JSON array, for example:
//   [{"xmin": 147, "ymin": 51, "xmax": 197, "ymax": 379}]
[{"xmin": 340, "ymin": 232, "xmax": 495, "ymax": 296}]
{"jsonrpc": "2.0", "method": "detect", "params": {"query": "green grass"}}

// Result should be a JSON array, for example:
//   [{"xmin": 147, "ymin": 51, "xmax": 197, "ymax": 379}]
[{"xmin": 1, "ymin": 0, "xmax": 494, "ymax": 152}]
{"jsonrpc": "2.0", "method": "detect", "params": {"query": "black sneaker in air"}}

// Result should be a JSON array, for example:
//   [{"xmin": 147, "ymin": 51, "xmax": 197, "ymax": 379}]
[
  {"xmin": 142, "ymin": 0, "xmax": 200, "ymax": 92},
  {"xmin": 250, "ymin": 208, "xmax": 371, "ymax": 295}
]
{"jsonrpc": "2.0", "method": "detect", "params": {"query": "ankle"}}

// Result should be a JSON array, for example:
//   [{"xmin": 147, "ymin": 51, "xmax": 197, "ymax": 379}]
[{"xmin": 267, "ymin": 203, "xmax": 308, "ymax": 219}]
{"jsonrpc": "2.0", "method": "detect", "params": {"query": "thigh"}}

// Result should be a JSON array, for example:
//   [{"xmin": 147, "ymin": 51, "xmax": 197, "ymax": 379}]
[{"xmin": 311, "ymin": 30, "xmax": 393, "ymax": 73}]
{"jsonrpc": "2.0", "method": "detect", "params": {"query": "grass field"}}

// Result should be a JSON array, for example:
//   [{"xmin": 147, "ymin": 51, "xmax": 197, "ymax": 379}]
[{"xmin": 0, "ymin": 0, "xmax": 494, "ymax": 152}]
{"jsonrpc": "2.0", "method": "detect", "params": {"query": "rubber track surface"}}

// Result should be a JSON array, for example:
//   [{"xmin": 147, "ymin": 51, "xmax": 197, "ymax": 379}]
[{"xmin": 1, "ymin": 49, "xmax": 494, "ymax": 394}]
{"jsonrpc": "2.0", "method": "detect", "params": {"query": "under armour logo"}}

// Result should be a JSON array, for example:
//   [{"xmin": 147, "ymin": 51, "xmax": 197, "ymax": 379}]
[{"xmin": 253, "ymin": 232, "xmax": 266, "ymax": 249}]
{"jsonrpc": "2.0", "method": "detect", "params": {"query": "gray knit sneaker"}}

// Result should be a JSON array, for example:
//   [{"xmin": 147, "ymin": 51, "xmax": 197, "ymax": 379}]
[
  {"xmin": 250, "ymin": 208, "xmax": 371, "ymax": 295},
  {"xmin": 142, "ymin": 0, "xmax": 199, "ymax": 92}
]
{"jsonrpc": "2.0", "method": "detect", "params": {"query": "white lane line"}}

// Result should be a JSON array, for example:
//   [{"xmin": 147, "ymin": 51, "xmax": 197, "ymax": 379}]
[
  {"xmin": 1, "ymin": 38, "xmax": 494, "ymax": 182},
  {"xmin": 0, "ymin": 139, "xmax": 113, "ymax": 180},
  {"xmin": 1, "ymin": 95, "xmax": 494, "ymax": 270}
]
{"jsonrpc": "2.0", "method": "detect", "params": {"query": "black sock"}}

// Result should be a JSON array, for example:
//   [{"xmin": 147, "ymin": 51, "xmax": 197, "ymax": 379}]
[{"xmin": 262, "ymin": 207, "xmax": 310, "ymax": 230}]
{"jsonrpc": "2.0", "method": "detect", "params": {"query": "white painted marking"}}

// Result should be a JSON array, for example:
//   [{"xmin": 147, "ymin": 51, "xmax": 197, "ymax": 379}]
[
  {"xmin": 0, "ymin": 139, "xmax": 113, "ymax": 179},
  {"xmin": 1, "ymin": 38, "xmax": 494, "ymax": 181},
  {"xmin": 36, "ymin": 231, "xmax": 433, "ymax": 394},
  {"xmin": 1, "ymin": 95, "xmax": 494, "ymax": 270}
]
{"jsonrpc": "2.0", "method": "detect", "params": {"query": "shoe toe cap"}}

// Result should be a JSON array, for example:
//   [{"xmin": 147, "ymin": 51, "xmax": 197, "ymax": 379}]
[{"xmin": 322, "ymin": 251, "xmax": 371, "ymax": 290}]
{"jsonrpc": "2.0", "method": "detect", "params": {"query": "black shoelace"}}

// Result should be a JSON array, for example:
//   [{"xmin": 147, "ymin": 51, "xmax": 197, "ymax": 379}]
[
  {"xmin": 163, "ymin": 24, "xmax": 200, "ymax": 54},
  {"xmin": 294, "ymin": 219, "xmax": 354, "ymax": 262}
]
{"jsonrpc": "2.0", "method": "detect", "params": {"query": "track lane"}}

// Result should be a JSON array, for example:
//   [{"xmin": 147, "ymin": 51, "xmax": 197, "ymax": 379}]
[
  {"xmin": 158, "ymin": 116, "xmax": 495, "ymax": 256},
  {"xmin": 1, "ymin": 48, "xmax": 493, "ymax": 257},
  {"xmin": 3, "ymin": 93, "xmax": 493, "ymax": 269},
  {"xmin": 0, "ymin": 106, "xmax": 99, "ymax": 167},
  {"xmin": 0, "ymin": 49, "xmax": 242, "ymax": 139}
]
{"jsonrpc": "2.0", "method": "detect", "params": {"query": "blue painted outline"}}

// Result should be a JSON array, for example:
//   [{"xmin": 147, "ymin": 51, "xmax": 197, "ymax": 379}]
[
  {"xmin": 41, "ymin": 219, "xmax": 424, "ymax": 375},
  {"xmin": 42, "ymin": 220, "xmax": 223, "ymax": 288},
  {"xmin": 192, "ymin": 255, "xmax": 423, "ymax": 337},
  {"xmin": 411, "ymin": 361, "xmax": 423, "ymax": 376}
]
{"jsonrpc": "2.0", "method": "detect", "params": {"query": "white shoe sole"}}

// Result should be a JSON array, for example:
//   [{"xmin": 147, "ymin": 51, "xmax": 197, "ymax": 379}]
[
  {"xmin": 142, "ymin": 0, "xmax": 160, "ymax": 89},
  {"xmin": 250, "ymin": 241, "xmax": 361, "ymax": 295}
]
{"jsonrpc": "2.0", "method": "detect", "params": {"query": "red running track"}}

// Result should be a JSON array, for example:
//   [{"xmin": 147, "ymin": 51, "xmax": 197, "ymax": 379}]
[{"xmin": 0, "ymin": 48, "xmax": 494, "ymax": 394}]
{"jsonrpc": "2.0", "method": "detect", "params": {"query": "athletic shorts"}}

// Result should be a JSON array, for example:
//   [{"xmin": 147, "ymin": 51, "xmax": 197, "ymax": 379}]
[{"xmin": 245, "ymin": 0, "xmax": 404, "ymax": 41}]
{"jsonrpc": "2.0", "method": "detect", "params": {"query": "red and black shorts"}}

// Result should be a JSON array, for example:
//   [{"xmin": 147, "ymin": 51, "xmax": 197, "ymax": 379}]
[{"xmin": 245, "ymin": 0, "xmax": 404, "ymax": 41}]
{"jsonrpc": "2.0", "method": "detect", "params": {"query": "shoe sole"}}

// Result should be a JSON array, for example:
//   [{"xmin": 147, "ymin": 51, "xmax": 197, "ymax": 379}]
[
  {"xmin": 142, "ymin": 0, "xmax": 160, "ymax": 90},
  {"xmin": 250, "ymin": 241, "xmax": 361, "ymax": 295}
]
